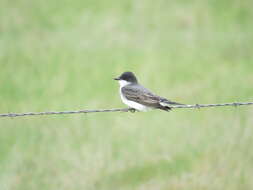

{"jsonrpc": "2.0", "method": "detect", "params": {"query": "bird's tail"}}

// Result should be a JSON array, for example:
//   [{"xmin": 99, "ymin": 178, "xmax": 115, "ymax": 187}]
[
  {"xmin": 159, "ymin": 99, "xmax": 184, "ymax": 106},
  {"xmin": 158, "ymin": 105, "xmax": 172, "ymax": 112},
  {"xmin": 158, "ymin": 99, "xmax": 184, "ymax": 111}
]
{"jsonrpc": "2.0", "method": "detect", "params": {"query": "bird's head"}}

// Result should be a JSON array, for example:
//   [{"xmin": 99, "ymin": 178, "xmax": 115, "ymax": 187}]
[{"xmin": 114, "ymin": 72, "xmax": 138, "ymax": 87}]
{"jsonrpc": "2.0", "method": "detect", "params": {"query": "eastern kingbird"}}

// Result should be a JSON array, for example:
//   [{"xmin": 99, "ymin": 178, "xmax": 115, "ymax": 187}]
[{"xmin": 114, "ymin": 71, "xmax": 183, "ymax": 111}]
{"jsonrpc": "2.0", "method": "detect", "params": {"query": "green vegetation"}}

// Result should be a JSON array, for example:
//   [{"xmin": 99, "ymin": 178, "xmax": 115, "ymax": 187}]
[{"xmin": 0, "ymin": 0, "xmax": 252, "ymax": 189}]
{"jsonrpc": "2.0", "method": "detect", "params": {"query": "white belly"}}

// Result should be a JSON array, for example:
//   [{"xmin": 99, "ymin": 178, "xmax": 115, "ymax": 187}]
[{"xmin": 119, "ymin": 88, "xmax": 150, "ymax": 111}]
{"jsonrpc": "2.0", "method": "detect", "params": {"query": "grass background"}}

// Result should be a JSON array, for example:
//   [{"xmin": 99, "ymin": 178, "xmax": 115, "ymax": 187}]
[{"xmin": 0, "ymin": 0, "xmax": 253, "ymax": 189}]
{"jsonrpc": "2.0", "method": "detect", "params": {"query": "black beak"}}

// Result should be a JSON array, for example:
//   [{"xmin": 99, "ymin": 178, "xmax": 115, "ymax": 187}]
[{"xmin": 114, "ymin": 77, "xmax": 120, "ymax": 80}]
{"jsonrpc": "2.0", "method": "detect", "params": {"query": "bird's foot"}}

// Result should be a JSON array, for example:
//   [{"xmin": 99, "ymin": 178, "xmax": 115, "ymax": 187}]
[{"xmin": 129, "ymin": 108, "xmax": 136, "ymax": 113}]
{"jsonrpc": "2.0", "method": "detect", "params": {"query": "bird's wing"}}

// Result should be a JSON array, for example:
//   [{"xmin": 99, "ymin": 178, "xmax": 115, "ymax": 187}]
[
  {"xmin": 122, "ymin": 85, "xmax": 184, "ymax": 108},
  {"xmin": 121, "ymin": 85, "xmax": 161, "ymax": 107}
]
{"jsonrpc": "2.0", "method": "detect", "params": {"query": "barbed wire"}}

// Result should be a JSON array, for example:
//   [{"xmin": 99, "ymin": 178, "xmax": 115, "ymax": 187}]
[{"xmin": 0, "ymin": 102, "xmax": 252, "ymax": 118}]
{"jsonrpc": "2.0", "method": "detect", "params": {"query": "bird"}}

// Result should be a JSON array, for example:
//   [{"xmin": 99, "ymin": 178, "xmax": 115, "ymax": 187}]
[{"xmin": 114, "ymin": 71, "xmax": 183, "ymax": 111}]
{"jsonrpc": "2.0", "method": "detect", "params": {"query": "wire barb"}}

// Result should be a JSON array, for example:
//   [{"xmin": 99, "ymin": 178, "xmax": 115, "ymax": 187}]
[{"xmin": 0, "ymin": 102, "xmax": 252, "ymax": 118}]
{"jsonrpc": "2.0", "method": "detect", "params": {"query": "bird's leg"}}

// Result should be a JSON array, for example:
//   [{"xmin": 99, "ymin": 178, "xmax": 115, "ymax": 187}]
[{"xmin": 129, "ymin": 108, "xmax": 136, "ymax": 113}]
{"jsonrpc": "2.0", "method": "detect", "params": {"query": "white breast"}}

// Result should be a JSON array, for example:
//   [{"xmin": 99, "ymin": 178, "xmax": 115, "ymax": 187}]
[{"xmin": 118, "ymin": 80, "xmax": 150, "ymax": 111}]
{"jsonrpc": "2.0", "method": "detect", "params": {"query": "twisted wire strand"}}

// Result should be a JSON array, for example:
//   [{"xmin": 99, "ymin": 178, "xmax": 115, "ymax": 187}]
[{"xmin": 0, "ymin": 102, "xmax": 252, "ymax": 118}]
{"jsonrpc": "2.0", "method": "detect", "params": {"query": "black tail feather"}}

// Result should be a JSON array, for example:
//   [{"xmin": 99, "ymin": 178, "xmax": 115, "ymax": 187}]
[
  {"xmin": 160, "ymin": 99, "xmax": 184, "ymax": 105},
  {"xmin": 158, "ymin": 105, "xmax": 172, "ymax": 112}
]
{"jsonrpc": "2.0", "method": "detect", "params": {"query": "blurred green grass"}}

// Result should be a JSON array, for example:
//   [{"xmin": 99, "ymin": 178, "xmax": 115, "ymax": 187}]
[{"xmin": 0, "ymin": 0, "xmax": 253, "ymax": 189}]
